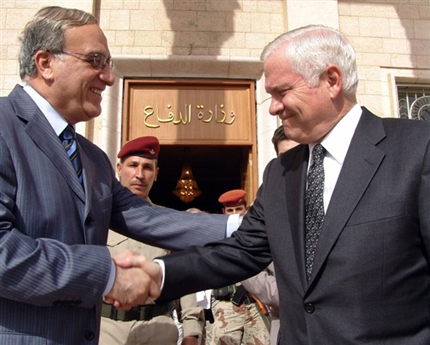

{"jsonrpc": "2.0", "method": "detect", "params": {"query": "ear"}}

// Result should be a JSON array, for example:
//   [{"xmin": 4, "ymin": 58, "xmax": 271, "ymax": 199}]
[
  {"xmin": 154, "ymin": 167, "xmax": 160, "ymax": 182},
  {"xmin": 116, "ymin": 162, "xmax": 122, "ymax": 177},
  {"xmin": 34, "ymin": 50, "xmax": 57, "ymax": 81},
  {"xmin": 324, "ymin": 64, "xmax": 342, "ymax": 99}
]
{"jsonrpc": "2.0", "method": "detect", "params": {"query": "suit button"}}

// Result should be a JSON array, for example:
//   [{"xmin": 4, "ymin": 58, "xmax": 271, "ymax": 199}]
[
  {"xmin": 304, "ymin": 303, "xmax": 315, "ymax": 313},
  {"xmin": 85, "ymin": 217, "xmax": 93, "ymax": 226},
  {"xmin": 85, "ymin": 330, "xmax": 95, "ymax": 341}
]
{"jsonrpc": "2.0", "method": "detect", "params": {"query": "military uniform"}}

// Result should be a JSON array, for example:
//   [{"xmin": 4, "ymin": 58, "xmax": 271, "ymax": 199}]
[
  {"xmin": 208, "ymin": 285, "xmax": 270, "ymax": 345},
  {"xmin": 241, "ymin": 264, "xmax": 278, "ymax": 344},
  {"xmin": 100, "ymin": 230, "xmax": 204, "ymax": 345},
  {"xmin": 100, "ymin": 137, "xmax": 204, "ymax": 345},
  {"xmin": 205, "ymin": 190, "xmax": 270, "ymax": 345}
]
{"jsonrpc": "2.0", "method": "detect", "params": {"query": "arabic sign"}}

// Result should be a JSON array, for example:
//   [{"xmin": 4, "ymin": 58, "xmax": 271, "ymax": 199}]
[
  {"xmin": 123, "ymin": 79, "xmax": 256, "ymax": 144},
  {"xmin": 143, "ymin": 104, "xmax": 235, "ymax": 128}
]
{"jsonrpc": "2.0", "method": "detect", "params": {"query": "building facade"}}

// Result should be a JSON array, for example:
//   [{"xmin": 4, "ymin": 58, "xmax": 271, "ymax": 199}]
[{"xmin": 1, "ymin": 0, "xmax": 429, "ymax": 210}]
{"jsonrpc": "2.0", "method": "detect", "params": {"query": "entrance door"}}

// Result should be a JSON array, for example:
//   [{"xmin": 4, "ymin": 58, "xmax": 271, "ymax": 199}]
[
  {"xmin": 122, "ymin": 78, "xmax": 258, "ymax": 208},
  {"xmin": 150, "ymin": 145, "xmax": 251, "ymax": 213}
]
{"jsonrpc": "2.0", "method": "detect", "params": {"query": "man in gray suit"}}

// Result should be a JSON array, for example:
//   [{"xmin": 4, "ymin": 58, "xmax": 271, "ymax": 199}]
[
  {"xmin": 121, "ymin": 25, "xmax": 430, "ymax": 344},
  {"xmin": 0, "ymin": 6, "xmax": 235, "ymax": 345}
]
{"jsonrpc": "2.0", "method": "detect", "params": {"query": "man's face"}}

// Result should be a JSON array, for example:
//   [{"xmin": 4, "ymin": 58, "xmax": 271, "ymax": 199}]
[
  {"xmin": 264, "ymin": 44, "xmax": 340, "ymax": 144},
  {"xmin": 48, "ymin": 23, "xmax": 114, "ymax": 124},
  {"xmin": 223, "ymin": 204, "xmax": 248, "ymax": 215},
  {"xmin": 117, "ymin": 156, "xmax": 159, "ymax": 199}
]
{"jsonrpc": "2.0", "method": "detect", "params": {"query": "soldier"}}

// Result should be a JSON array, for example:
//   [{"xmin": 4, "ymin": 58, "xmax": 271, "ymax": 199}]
[
  {"xmin": 100, "ymin": 136, "xmax": 203, "ymax": 345},
  {"xmin": 207, "ymin": 190, "xmax": 270, "ymax": 345}
]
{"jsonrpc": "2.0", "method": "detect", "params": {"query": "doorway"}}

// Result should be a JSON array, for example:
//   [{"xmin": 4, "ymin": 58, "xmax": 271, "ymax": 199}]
[{"xmin": 149, "ymin": 145, "xmax": 251, "ymax": 213}]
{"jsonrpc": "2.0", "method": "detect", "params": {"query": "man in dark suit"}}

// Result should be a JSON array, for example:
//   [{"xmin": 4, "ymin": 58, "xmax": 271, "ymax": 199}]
[
  {"xmin": 0, "ymin": 6, "xmax": 234, "ymax": 345},
  {"xmin": 120, "ymin": 25, "xmax": 430, "ymax": 344}
]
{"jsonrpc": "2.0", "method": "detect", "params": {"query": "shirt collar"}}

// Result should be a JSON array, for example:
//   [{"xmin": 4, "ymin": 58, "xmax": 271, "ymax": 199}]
[
  {"xmin": 23, "ymin": 83, "xmax": 70, "ymax": 136},
  {"xmin": 310, "ymin": 103, "xmax": 362, "ymax": 165}
]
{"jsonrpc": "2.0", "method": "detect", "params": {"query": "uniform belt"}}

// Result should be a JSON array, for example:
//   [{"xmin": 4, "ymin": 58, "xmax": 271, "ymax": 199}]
[
  {"xmin": 242, "ymin": 294, "xmax": 255, "ymax": 305},
  {"xmin": 214, "ymin": 292, "xmax": 255, "ymax": 305},
  {"xmin": 213, "ymin": 285, "xmax": 236, "ymax": 301},
  {"xmin": 214, "ymin": 293, "xmax": 234, "ymax": 301},
  {"xmin": 102, "ymin": 302, "xmax": 170, "ymax": 322},
  {"xmin": 218, "ymin": 292, "xmax": 255, "ymax": 304}
]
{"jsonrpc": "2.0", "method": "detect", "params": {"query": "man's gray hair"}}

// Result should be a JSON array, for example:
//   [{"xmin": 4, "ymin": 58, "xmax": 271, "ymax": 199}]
[
  {"xmin": 261, "ymin": 25, "xmax": 358, "ymax": 97},
  {"xmin": 19, "ymin": 6, "xmax": 98, "ymax": 80}
]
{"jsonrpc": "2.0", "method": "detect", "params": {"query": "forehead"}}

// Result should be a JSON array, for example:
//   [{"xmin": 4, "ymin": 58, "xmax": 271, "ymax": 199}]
[
  {"xmin": 64, "ymin": 23, "xmax": 110, "ymax": 54},
  {"xmin": 264, "ymin": 47, "xmax": 295, "ymax": 89},
  {"xmin": 225, "ymin": 204, "xmax": 246, "ymax": 210},
  {"xmin": 123, "ymin": 155, "xmax": 157, "ymax": 167}
]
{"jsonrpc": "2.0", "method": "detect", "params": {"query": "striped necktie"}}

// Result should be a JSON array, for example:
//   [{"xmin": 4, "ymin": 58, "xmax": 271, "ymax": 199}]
[
  {"xmin": 305, "ymin": 143, "xmax": 325, "ymax": 281},
  {"xmin": 60, "ymin": 125, "xmax": 83, "ymax": 184}
]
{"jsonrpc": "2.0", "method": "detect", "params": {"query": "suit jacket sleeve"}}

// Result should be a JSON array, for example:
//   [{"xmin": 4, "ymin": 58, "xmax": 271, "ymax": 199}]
[
  {"xmin": 108, "ymin": 188, "xmax": 231, "ymax": 252},
  {"xmin": 157, "ymin": 159, "xmax": 277, "ymax": 303}
]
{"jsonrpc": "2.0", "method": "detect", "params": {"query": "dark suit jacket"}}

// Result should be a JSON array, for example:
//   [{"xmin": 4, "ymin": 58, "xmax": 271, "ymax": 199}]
[
  {"xmin": 159, "ymin": 107, "xmax": 430, "ymax": 344},
  {"xmin": 0, "ymin": 85, "xmax": 228, "ymax": 345}
]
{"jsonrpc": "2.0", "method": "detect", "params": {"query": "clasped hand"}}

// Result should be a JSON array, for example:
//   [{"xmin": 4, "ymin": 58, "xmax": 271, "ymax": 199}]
[{"xmin": 105, "ymin": 250, "xmax": 163, "ymax": 310}]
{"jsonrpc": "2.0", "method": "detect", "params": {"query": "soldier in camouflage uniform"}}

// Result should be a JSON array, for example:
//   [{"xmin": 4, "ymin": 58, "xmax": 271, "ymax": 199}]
[{"xmin": 207, "ymin": 190, "xmax": 270, "ymax": 345}]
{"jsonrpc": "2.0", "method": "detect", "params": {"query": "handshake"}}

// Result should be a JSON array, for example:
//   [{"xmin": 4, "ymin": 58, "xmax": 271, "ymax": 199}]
[{"xmin": 105, "ymin": 250, "xmax": 164, "ymax": 310}]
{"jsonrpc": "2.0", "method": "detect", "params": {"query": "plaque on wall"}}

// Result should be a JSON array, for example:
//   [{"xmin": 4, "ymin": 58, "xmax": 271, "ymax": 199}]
[{"xmin": 122, "ymin": 79, "xmax": 256, "ymax": 145}]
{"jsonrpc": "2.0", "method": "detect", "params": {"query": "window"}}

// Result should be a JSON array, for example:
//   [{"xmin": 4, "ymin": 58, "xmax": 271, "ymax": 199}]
[{"xmin": 397, "ymin": 85, "xmax": 430, "ymax": 121}]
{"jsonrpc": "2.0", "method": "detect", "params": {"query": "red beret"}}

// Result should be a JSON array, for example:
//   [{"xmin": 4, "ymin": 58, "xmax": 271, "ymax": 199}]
[
  {"xmin": 117, "ymin": 136, "xmax": 160, "ymax": 159},
  {"xmin": 218, "ymin": 189, "xmax": 247, "ymax": 207}
]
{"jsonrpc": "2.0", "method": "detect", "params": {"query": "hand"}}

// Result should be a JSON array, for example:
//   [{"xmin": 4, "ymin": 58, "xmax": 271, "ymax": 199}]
[
  {"xmin": 106, "ymin": 251, "xmax": 161, "ymax": 310},
  {"xmin": 181, "ymin": 336, "xmax": 199, "ymax": 345},
  {"xmin": 114, "ymin": 249, "xmax": 163, "ymax": 290}
]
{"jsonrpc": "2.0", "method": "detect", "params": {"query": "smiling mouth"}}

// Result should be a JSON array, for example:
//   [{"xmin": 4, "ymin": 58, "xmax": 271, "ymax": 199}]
[
  {"xmin": 280, "ymin": 114, "xmax": 293, "ymax": 122},
  {"xmin": 90, "ymin": 88, "xmax": 102, "ymax": 96}
]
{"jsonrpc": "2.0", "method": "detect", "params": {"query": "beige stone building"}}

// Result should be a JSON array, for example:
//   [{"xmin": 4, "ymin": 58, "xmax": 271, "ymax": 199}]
[{"xmin": 1, "ymin": 0, "xmax": 429, "ymax": 211}]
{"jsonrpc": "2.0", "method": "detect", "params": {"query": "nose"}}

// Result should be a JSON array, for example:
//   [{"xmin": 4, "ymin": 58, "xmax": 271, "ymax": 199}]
[
  {"xmin": 100, "ymin": 64, "xmax": 115, "ymax": 86},
  {"xmin": 135, "ymin": 166, "xmax": 145, "ymax": 179},
  {"xmin": 268, "ymin": 97, "xmax": 283, "ymax": 116}
]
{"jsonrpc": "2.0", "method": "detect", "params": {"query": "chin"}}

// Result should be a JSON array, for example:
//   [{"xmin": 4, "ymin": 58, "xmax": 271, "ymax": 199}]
[
  {"xmin": 131, "ymin": 189, "xmax": 146, "ymax": 199},
  {"xmin": 83, "ymin": 105, "xmax": 102, "ymax": 120},
  {"xmin": 87, "ymin": 111, "xmax": 102, "ymax": 120}
]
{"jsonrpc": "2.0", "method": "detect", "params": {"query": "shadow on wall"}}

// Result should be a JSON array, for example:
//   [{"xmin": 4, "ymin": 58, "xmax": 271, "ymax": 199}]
[
  {"xmin": 162, "ymin": 0, "xmax": 240, "ymax": 56},
  {"xmin": 395, "ymin": 2, "xmax": 429, "ymax": 71}
]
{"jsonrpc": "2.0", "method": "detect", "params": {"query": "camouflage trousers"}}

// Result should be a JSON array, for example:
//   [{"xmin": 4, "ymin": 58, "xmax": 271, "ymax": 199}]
[{"xmin": 208, "ymin": 298, "xmax": 270, "ymax": 345}]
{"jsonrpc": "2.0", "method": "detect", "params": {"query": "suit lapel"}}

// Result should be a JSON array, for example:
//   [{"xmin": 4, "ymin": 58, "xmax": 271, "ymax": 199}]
[
  {"xmin": 307, "ymin": 109, "xmax": 386, "ymax": 287},
  {"xmin": 78, "ymin": 139, "xmax": 93, "ymax": 219},
  {"xmin": 284, "ymin": 145, "xmax": 309, "ymax": 291},
  {"xmin": 11, "ymin": 86, "xmax": 86, "ymax": 203}
]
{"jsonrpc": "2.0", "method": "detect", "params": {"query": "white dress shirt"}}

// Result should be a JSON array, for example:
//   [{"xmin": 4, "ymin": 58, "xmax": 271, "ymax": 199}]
[
  {"xmin": 308, "ymin": 103, "xmax": 362, "ymax": 213},
  {"xmin": 23, "ymin": 83, "xmax": 69, "ymax": 135}
]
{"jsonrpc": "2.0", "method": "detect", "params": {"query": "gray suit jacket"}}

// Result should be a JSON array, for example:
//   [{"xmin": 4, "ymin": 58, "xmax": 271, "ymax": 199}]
[
  {"xmin": 0, "ymin": 85, "xmax": 228, "ymax": 344},
  {"xmin": 159, "ymin": 108, "xmax": 430, "ymax": 344}
]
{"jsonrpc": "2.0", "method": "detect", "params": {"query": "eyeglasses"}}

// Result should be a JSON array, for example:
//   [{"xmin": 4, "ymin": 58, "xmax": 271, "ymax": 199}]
[{"xmin": 61, "ymin": 50, "xmax": 113, "ymax": 69}]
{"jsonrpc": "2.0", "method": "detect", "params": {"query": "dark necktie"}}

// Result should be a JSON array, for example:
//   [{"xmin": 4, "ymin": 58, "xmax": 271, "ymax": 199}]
[
  {"xmin": 60, "ymin": 125, "xmax": 83, "ymax": 184},
  {"xmin": 305, "ymin": 144, "xmax": 325, "ymax": 281}
]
